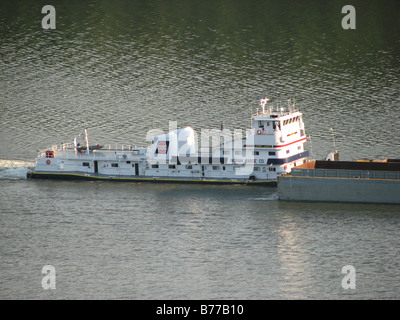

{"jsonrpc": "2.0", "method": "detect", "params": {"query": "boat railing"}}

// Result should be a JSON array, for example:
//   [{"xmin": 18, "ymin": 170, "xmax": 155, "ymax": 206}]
[
  {"xmin": 39, "ymin": 142, "xmax": 149, "ymax": 160},
  {"xmin": 252, "ymin": 107, "xmax": 298, "ymax": 118},
  {"xmin": 40, "ymin": 143, "xmax": 145, "ymax": 153},
  {"xmin": 291, "ymin": 168, "xmax": 400, "ymax": 181}
]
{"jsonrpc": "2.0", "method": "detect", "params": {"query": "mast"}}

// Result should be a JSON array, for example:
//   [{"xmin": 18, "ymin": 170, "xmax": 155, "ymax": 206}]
[
  {"xmin": 260, "ymin": 98, "xmax": 269, "ymax": 114},
  {"xmin": 85, "ymin": 128, "xmax": 90, "ymax": 154},
  {"xmin": 330, "ymin": 127, "xmax": 336, "ymax": 151}
]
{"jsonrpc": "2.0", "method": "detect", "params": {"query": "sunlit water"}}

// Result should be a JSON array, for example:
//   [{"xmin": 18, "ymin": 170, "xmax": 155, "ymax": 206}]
[{"xmin": 1, "ymin": 0, "xmax": 399, "ymax": 299}]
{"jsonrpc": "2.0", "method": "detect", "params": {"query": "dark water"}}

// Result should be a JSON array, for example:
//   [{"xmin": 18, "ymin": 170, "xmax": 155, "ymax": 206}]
[{"xmin": 1, "ymin": 0, "xmax": 399, "ymax": 299}]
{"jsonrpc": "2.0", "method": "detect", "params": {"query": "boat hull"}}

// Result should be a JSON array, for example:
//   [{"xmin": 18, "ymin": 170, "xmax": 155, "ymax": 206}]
[{"xmin": 27, "ymin": 171, "xmax": 277, "ymax": 186}]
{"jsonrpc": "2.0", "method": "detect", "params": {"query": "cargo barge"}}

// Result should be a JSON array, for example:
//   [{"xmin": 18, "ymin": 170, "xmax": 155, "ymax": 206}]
[{"xmin": 277, "ymin": 158, "xmax": 400, "ymax": 204}]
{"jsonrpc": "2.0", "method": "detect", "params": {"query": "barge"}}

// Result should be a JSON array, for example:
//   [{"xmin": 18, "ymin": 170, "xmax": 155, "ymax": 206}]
[
  {"xmin": 27, "ymin": 98, "xmax": 309, "ymax": 185},
  {"xmin": 277, "ymin": 158, "xmax": 400, "ymax": 204}
]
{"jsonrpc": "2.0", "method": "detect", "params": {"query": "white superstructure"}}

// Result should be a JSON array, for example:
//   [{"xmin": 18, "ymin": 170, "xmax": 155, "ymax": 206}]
[{"xmin": 28, "ymin": 98, "xmax": 309, "ymax": 185}]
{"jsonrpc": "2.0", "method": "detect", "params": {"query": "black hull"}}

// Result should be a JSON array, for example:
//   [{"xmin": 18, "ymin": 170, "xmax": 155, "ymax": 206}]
[{"xmin": 26, "ymin": 171, "xmax": 277, "ymax": 186}]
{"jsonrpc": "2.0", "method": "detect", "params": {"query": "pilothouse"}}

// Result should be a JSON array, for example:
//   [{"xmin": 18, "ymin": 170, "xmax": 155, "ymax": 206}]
[{"xmin": 27, "ymin": 98, "xmax": 309, "ymax": 185}]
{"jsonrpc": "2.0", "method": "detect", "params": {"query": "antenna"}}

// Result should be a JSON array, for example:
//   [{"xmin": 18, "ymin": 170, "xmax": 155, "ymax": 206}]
[{"xmin": 308, "ymin": 135, "xmax": 314, "ymax": 160}]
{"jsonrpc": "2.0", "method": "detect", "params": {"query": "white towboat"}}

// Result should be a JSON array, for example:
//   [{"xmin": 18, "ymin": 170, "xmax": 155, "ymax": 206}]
[{"xmin": 27, "ymin": 98, "xmax": 309, "ymax": 185}]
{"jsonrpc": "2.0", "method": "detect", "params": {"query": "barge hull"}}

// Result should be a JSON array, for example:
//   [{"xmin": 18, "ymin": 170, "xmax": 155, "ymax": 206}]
[{"xmin": 278, "ymin": 175, "xmax": 400, "ymax": 204}]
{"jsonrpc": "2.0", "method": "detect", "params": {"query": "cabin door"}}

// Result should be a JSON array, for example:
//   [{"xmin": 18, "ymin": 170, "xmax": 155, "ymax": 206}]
[
  {"xmin": 134, "ymin": 163, "xmax": 139, "ymax": 175},
  {"xmin": 94, "ymin": 161, "xmax": 99, "ymax": 173}
]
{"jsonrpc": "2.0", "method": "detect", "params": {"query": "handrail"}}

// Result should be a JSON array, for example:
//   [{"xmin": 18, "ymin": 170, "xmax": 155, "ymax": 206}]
[{"xmin": 291, "ymin": 168, "xmax": 400, "ymax": 181}]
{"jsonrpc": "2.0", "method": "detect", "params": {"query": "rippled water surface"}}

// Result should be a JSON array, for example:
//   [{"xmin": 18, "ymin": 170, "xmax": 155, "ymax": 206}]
[{"xmin": 1, "ymin": 0, "xmax": 399, "ymax": 299}]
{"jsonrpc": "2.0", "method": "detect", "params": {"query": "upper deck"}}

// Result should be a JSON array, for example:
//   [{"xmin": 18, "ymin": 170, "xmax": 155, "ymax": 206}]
[
  {"xmin": 249, "ymin": 98, "xmax": 306, "ymax": 147},
  {"xmin": 252, "ymin": 98, "xmax": 301, "ymax": 119}
]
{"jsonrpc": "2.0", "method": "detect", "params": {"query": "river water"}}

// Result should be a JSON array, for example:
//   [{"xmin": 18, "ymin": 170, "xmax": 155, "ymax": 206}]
[{"xmin": 1, "ymin": 0, "xmax": 399, "ymax": 299}]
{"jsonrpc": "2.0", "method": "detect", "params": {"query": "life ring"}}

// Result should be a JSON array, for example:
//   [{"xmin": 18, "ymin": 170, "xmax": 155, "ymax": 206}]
[
  {"xmin": 46, "ymin": 159, "xmax": 51, "ymax": 165},
  {"xmin": 257, "ymin": 129, "xmax": 262, "ymax": 135}
]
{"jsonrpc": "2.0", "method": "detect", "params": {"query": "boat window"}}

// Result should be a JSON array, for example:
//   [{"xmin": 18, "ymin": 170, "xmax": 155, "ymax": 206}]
[
  {"xmin": 273, "ymin": 121, "xmax": 281, "ymax": 131},
  {"xmin": 212, "ymin": 166, "xmax": 220, "ymax": 170},
  {"xmin": 168, "ymin": 165, "xmax": 176, "ymax": 169},
  {"xmin": 111, "ymin": 163, "xmax": 119, "ymax": 167},
  {"xmin": 253, "ymin": 151, "xmax": 259, "ymax": 155},
  {"xmin": 185, "ymin": 165, "xmax": 192, "ymax": 169},
  {"xmin": 269, "ymin": 151, "xmax": 276, "ymax": 156},
  {"xmin": 152, "ymin": 164, "xmax": 159, "ymax": 169},
  {"xmin": 83, "ymin": 162, "xmax": 90, "ymax": 167},
  {"xmin": 254, "ymin": 167, "xmax": 261, "ymax": 171},
  {"xmin": 286, "ymin": 150, "xmax": 290, "ymax": 154}
]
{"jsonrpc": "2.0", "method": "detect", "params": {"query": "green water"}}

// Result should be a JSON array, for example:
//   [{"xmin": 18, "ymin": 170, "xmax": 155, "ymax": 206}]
[{"xmin": 0, "ymin": 0, "xmax": 399, "ymax": 300}]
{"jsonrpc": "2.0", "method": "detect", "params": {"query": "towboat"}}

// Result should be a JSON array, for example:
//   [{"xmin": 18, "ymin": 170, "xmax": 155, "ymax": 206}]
[{"xmin": 27, "ymin": 98, "xmax": 309, "ymax": 185}]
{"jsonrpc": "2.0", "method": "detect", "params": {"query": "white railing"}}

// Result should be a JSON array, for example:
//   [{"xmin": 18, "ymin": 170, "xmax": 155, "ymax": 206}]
[{"xmin": 291, "ymin": 168, "xmax": 400, "ymax": 181}]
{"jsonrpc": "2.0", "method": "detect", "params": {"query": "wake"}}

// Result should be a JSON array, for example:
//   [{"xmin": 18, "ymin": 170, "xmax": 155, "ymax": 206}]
[
  {"xmin": 250, "ymin": 192, "xmax": 278, "ymax": 201},
  {"xmin": 0, "ymin": 159, "xmax": 35, "ymax": 180}
]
